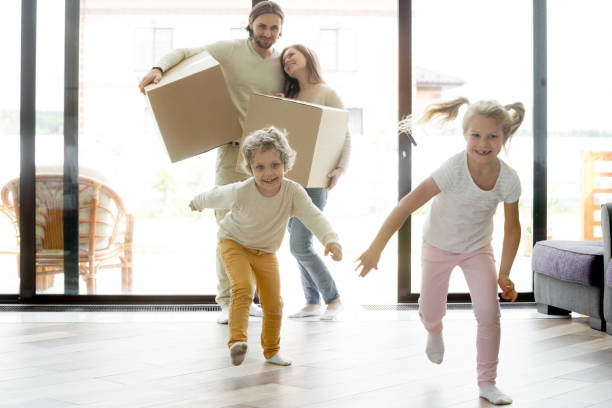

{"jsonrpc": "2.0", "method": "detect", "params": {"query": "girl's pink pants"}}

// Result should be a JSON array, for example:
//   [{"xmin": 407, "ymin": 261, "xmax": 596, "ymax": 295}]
[{"xmin": 418, "ymin": 242, "xmax": 501, "ymax": 386}]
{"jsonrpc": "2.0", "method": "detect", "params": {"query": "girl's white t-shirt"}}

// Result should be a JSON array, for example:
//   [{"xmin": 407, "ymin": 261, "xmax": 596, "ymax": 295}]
[{"xmin": 423, "ymin": 150, "xmax": 521, "ymax": 254}]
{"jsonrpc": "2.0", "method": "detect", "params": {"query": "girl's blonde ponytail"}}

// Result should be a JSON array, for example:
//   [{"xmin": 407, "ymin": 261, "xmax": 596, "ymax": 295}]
[
  {"xmin": 504, "ymin": 102, "xmax": 526, "ymax": 137},
  {"xmin": 420, "ymin": 97, "xmax": 470, "ymax": 124}
]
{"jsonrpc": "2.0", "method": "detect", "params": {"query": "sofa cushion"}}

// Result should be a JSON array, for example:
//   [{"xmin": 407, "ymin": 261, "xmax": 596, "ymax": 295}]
[{"xmin": 532, "ymin": 240, "xmax": 604, "ymax": 287}]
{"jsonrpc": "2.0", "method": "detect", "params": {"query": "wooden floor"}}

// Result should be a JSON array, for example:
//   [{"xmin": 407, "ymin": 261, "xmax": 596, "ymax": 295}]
[{"xmin": 0, "ymin": 306, "xmax": 611, "ymax": 407}]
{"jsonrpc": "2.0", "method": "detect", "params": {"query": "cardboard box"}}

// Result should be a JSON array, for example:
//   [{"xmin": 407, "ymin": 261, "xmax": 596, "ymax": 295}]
[
  {"xmin": 145, "ymin": 52, "xmax": 241, "ymax": 163},
  {"xmin": 238, "ymin": 94, "xmax": 349, "ymax": 188}
]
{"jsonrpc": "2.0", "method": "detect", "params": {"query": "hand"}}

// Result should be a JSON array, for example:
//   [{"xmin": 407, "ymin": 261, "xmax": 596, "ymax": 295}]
[
  {"xmin": 354, "ymin": 248, "xmax": 380, "ymax": 277},
  {"xmin": 498, "ymin": 277, "xmax": 518, "ymax": 302},
  {"xmin": 138, "ymin": 68, "xmax": 163, "ymax": 95},
  {"xmin": 189, "ymin": 200, "xmax": 200, "ymax": 212},
  {"xmin": 326, "ymin": 168, "xmax": 344, "ymax": 190},
  {"xmin": 324, "ymin": 243, "xmax": 342, "ymax": 261}
]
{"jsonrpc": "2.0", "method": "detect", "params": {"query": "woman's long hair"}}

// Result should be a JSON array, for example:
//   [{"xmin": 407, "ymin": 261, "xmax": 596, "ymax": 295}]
[{"xmin": 280, "ymin": 44, "xmax": 325, "ymax": 98}]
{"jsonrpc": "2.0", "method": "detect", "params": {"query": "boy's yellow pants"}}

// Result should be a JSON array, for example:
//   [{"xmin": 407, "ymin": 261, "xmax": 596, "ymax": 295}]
[{"xmin": 219, "ymin": 238, "xmax": 283, "ymax": 359}]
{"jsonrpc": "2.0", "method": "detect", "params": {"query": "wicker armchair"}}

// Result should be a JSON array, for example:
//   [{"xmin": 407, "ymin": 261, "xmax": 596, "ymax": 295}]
[{"xmin": 0, "ymin": 174, "xmax": 134, "ymax": 294}]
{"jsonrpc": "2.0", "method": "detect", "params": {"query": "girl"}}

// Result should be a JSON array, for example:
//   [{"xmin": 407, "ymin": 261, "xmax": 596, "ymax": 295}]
[
  {"xmin": 355, "ymin": 98, "xmax": 523, "ymax": 405},
  {"xmin": 190, "ymin": 126, "xmax": 342, "ymax": 366},
  {"xmin": 280, "ymin": 44, "xmax": 351, "ymax": 320}
]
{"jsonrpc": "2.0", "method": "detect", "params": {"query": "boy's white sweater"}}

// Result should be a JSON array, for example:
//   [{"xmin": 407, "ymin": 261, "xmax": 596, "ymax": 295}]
[{"xmin": 192, "ymin": 178, "xmax": 339, "ymax": 253}]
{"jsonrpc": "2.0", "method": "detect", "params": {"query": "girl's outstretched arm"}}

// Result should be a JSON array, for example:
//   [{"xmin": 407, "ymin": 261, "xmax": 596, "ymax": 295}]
[
  {"xmin": 498, "ymin": 201, "xmax": 521, "ymax": 301},
  {"xmin": 355, "ymin": 177, "xmax": 440, "ymax": 277}
]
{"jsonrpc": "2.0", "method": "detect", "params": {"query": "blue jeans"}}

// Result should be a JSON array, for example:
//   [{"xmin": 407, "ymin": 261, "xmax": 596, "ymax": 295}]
[{"xmin": 288, "ymin": 188, "xmax": 340, "ymax": 305}]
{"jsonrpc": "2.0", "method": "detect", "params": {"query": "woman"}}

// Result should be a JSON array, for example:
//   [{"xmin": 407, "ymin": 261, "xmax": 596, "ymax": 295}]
[{"xmin": 280, "ymin": 44, "xmax": 351, "ymax": 320}]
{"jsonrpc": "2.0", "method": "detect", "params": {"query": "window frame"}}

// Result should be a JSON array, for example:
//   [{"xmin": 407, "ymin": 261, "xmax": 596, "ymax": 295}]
[{"xmin": 4, "ymin": 0, "xmax": 539, "ymax": 305}]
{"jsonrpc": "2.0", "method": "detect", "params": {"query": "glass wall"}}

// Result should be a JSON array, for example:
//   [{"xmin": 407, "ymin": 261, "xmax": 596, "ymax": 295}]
[
  {"xmin": 79, "ymin": 0, "xmax": 221, "ymax": 295},
  {"xmin": 8, "ymin": 1, "xmax": 609, "ymax": 302},
  {"xmin": 411, "ymin": 0, "xmax": 534, "ymax": 294},
  {"xmin": 548, "ymin": 1, "xmax": 612, "ymax": 242},
  {"xmin": 77, "ymin": 0, "xmax": 399, "ymax": 303},
  {"xmin": 281, "ymin": 1, "xmax": 399, "ymax": 306},
  {"xmin": 0, "ymin": 1, "xmax": 21, "ymax": 294}
]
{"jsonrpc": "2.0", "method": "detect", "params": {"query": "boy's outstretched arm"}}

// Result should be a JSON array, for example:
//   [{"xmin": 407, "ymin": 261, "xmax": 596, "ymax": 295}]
[
  {"xmin": 324, "ymin": 242, "xmax": 343, "ymax": 261},
  {"xmin": 355, "ymin": 177, "xmax": 440, "ymax": 277},
  {"xmin": 498, "ymin": 201, "xmax": 521, "ymax": 301}
]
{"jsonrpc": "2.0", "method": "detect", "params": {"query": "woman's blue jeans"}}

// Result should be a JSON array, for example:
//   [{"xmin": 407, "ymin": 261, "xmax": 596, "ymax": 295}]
[{"xmin": 287, "ymin": 188, "xmax": 340, "ymax": 305}]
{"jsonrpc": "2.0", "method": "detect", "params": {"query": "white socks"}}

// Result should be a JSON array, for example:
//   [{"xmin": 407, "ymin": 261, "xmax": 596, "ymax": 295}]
[
  {"xmin": 249, "ymin": 303, "xmax": 263, "ymax": 317},
  {"xmin": 229, "ymin": 342, "xmax": 248, "ymax": 366},
  {"xmin": 218, "ymin": 303, "xmax": 261, "ymax": 324},
  {"xmin": 289, "ymin": 304, "xmax": 322, "ymax": 318},
  {"xmin": 217, "ymin": 307, "xmax": 229, "ymax": 324},
  {"xmin": 479, "ymin": 385, "xmax": 513, "ymax": 405},
  {"xmin": 423, "ymin": 332, "xmax": 511, "ymax": 404},
  {"xmin": 229, "ymin": 343, "xmax": 292, "ymax": 367},
  {"xmin": 290, "ymin": 302, "xmax": 344, "ymax": 320},
  {"xmin": 425, "ymin": 333, "xmax": 444, "ymax": 364},
  {"xmin": 266, "ymin": 352, "xmax": 292, "ymax": 366},
  {"xmin": 320, "ymin": 300, "xmax": 344, "ymax": 321}
]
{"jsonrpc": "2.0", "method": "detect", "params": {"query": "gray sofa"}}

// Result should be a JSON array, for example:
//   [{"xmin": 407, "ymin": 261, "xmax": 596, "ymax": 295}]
[{"xmin": 533, "ymin": 204, "xmax": 610, "ymax": 332}]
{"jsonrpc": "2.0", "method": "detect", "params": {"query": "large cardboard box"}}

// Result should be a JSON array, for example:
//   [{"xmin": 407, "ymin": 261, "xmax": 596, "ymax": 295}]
[
  {"xmin": 145, "ymin": 52, "xmax": 241, "ymax": 163},
  {"xmin": 238, "ymin": 94, "xmax": 349, "ymax": 188}
]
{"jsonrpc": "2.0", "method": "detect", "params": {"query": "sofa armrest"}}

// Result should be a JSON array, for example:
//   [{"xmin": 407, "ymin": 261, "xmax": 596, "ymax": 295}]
[{"xmin": 602, "ymin": 203, "xmax": 612, "ymax": 272}]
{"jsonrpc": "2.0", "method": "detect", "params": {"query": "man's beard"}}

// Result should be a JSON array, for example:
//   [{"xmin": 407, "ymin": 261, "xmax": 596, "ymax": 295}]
[{"xmin": 254, "ymin": 36, "xmax": 274, "ymax": 49}]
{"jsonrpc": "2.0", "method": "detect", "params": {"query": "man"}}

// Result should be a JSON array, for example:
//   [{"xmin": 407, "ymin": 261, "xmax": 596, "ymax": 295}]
[{"xmin": 138, "ymin": 1, "xmax": 285, "ymax": 324}]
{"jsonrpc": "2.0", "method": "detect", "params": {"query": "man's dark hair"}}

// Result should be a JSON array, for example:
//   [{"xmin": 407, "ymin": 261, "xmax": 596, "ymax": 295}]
[{"xmin": 245, "ymin": 1, "xmax": 284, "ymax": 38}]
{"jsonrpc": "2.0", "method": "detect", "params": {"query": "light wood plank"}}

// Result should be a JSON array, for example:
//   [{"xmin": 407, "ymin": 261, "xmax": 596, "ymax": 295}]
[{"xmin": 0, "ymin": 307, "xmax": 610, "ymax": 407}]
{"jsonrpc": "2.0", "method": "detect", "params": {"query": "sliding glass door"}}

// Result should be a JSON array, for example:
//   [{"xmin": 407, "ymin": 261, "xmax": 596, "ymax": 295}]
[
  {"xmin": 547, "ymin": 0, "xmax": 612, "ymax": 242},
  {"xmin": 5, "ymin": 0, "xmax": 551, "ymax": 303},
  {"xmin": 409, "ymin": 0, "xmax": 534, "ymax": 298}
]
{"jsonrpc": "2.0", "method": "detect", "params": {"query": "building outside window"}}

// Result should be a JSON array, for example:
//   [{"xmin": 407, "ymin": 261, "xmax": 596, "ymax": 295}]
[
  {"xmin": 319, "ymin": 28, "xmax": 357, "ymax": 72},
  {"xmin": 134, "ymin": 27, "xmax": 173, "ymax": 71}
]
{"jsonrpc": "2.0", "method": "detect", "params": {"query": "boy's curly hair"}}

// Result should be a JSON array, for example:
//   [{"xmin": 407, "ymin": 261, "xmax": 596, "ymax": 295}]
[{"xmin": 240, "ymin": 126, "xmax": 296, "ymax": 174}]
